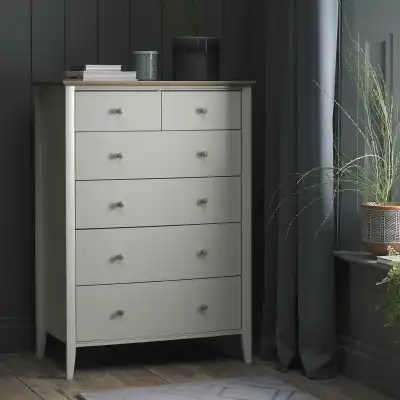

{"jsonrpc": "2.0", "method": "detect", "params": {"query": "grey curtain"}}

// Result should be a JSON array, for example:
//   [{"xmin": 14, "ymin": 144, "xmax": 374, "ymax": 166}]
[{"xmin": 261, "ymin": 0, "xmax": 339, "ymax": 379}]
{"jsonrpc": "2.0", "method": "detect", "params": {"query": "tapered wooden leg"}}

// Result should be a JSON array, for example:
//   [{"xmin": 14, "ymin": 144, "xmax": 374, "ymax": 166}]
[
  {"xmin": 241, "ymin": 330, "xmax": 252, "ymax": 363},
  {"xmin": 66, "ymin": 343, "xmax": 76, "ymax": 380}
]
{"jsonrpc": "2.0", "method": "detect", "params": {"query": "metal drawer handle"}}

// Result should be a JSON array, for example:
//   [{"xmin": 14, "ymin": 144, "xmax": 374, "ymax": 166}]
[
  {"xmin": 110, "ymin": 310, "xmax": 125, "ymax": 319},
  {"xmin": 197, "ymin": 198, "xmax": 208, "ymax": 206},
  {"xmin": 109, "ymin": 152, "xmax": 123, "ymax": 160},
  {"xmin": 199, "ymin": 304, "xmax": 209, "ymax": 313},
  {"xmin": 197, "ymin": 249, "xmax": 209, "ymax": 258},
  {"xmin": 110, "ymin": 108, "xmax": 123, "ymax": 115},
  {"xmin": 110, "ymin": 253, "xmax": 124, "ymax": 262},
  {"xmin": 110, "ymin": 201, "xmax": 125, "ymax": 209},
  {"xmin": 196, "ymin": 107, "xmax": 208, "ymax": 115},
  {"xmin": 197, "ymin": 150, "xmax": 209, "ymax": 158}
]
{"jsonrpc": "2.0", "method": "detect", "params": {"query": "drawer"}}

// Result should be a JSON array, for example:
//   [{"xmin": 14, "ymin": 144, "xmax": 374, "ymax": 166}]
[
  {"xmin": 75, "ymin": 91, "xmax": 161, "ymax": 131},
  {"xmin": 76, "ymin": 277, "xmax": 241, "ymax": 342},
  {"xmin": 75, "ymin": 130, "xmax": 241, "ymax": 180},
  {"xmin": 75, "ymin": 177, "xmax": 241, "ymax": 229},
  {"xmin": 162, "ymin": 91, "xmax": 241, "ymax": 131},
  {"xmin": 76, "ymin": 224, "xmax": 241, "ymax": 285}
]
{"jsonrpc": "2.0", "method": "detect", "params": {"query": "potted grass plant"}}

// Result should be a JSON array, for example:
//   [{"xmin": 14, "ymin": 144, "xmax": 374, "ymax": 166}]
[
  {"xmin": 162, "ymin": 0, "xmax": 220, "ymax": 81},
  {"xmin": 345, "ymin": 44, "xmax": 400, "ymax": 256},
  {"xmin": 272, "ymin": 37, "xmax": 400, "ymax": 256}
]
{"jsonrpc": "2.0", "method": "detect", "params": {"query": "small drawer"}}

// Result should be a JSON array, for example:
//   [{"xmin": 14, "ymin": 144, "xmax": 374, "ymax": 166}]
[
  {"xmin": 75, "ymin": 91, "xmax": 161, "ymax": 131},
  {"xmin": 162, "ymin": 91, "xmax": 241, "ymax": 131},
  {"xmin": 75, "ymin": 177, "xmax": 241, "ymax": 229},
  {"xmin": 75, "ymin": 130, "xmax": 241, "ymax": 180},
  {"xmin": 76, "ymin": 224, "xmax": 241, "ymax": 285},
  {"xmin": 76, "ymin": 277, "xmax": 241, "ymax": 342}
]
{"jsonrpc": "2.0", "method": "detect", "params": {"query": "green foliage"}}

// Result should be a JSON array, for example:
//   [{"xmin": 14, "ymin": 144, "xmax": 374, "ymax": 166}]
[
  {"xmin": 377, "ymin": 246, "xmax": 400, "ymax": 341},
  {"xmin": 338, "ymin": 42, "xmax": 400, "ymax": 204}
]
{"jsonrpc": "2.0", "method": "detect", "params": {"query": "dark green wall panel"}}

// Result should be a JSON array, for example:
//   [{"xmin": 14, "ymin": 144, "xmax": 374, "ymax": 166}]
[
  {"xmin": 99, "ymin": 0, "xmax": 130, "ymax": 66},
  {"xmin": 66, "ymin": 0, "xmax": 98, "ymax": 67},
  {"xmin": 130, "ymin": 0, "xmax": 162, "ymax": 72},
  {"xmin": 0, "ymin": 0, "xmax": 33, "ymax": 350},
  {"xmin": 336, "ymin": 254, "xmax": 400, "ymax": 398},
  {"xmin": 32, "ymin": 0, "xmax": 65, "ymax": 82},
  {"xmin": 221, "ymin": 0, "xmax": 253, "ymax": 80}
]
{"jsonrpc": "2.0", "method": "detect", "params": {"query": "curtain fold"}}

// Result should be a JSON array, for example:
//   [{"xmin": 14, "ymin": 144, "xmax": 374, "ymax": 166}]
[{"xmin": 261, "ymin": 0, "xmax": 339, "ymax": 379}]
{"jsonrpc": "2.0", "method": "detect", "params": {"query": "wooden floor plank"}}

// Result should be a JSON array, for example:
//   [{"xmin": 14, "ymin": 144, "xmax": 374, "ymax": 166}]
[
  {"xmin": 1, "ymin": 354, "xmax": 67, "ymax": 400},
  {"xmin": 0, "ymin": 359, "xmax": 42, "ymax": 400},
  {"xmin": 144, "ymin": 362, "xmax": 214, "ymax": 384},
  {"xmin": 0, "ymin": 353, "xmax": 394, "ymax": 400},
  {"xmin": 3, "ymin": 353, "xmax": 168, "ymax": 399},
  {"xmin": 67, "ymin": 370, "xmax": 123, "ymax": 398},
  {"xmin": 25, "ymin": 356, "xmax": 123, "ymax": 400},
  {"xmin": 0, "ymin": 376, "xmax": 42, "ymax": 400},
  {"xmin": 106, "ymin": 366, "xmax": 167, "ymax": 388},
  {"xmin": 144, "ymin": 358, "xmax": 268, "ymax": 383}
]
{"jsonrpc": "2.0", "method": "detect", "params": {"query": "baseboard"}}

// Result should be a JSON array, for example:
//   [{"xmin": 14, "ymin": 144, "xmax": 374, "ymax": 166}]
[
  {"xmin": 0, "ymin": 318, "xmax": 33, "ymax": 353},
  {"xmin": 339, "ymin": 335, "xmax": 400, "ymax": 399}
]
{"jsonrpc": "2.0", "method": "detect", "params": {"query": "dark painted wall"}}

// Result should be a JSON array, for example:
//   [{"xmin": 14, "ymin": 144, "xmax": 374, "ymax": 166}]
[
  {"xmin": 336, "ymin": 254, "xmax": 400, "ymax": 399},
  {"xmin": 0, "ymin": 0, "xmax": 33, "ymax": 353},
  {"xmin": 0, "ymin": 0, "xmax": 267, "ymax": 352}
]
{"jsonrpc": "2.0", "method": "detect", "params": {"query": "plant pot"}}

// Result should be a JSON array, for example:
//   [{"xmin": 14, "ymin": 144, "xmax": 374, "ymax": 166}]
[
  {"xmin": 361, "ymin": 202, "xmax": 400, "ymax": 255},
  {"xmin": 172, "ymin": 37, "xmax": 220, "ymax": 81}
]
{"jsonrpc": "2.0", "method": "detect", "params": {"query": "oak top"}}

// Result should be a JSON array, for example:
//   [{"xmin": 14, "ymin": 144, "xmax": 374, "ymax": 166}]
[{"xmin": 62, "ymin": 80, "xmax": 255, "ymax": 87}]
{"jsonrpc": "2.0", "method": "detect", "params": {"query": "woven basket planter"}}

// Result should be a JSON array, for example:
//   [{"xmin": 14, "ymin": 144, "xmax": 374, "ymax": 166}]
[{"xmin": 361, "ymin": 202, "xmax": 400, "ymax": 255}]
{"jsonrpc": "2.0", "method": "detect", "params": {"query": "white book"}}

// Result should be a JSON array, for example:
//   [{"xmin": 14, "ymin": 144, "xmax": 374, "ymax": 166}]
[
  {"xmin": 81, "ymin": 77, "xmax": 138, "ymax": 81},
  {"xmin": 71, "ymin": 64, "xmax": 123, "ymax": 71},
  {"xmin": 84, "ymin": 71, "xmax": 137, "ymax": 76},
  {"xmin": 65, "ymin": 70, "xmax": 136, "ymax": 76},
  {"xmin": 64, "ymin": 71, "xmax": 137, "ymax": 81},
  {"xmin": 65, "ymin": 76, "xmax": 138, "ymax": 82},
  {"xmin": 377, "ymin": 255, "xmax": 400, "ymax": 266}
]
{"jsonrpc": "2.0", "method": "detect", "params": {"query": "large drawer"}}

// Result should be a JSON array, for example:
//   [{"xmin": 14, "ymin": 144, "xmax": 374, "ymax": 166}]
[
  {"xmin": 75, "ymin": 130, "xmax": 241, "ymax": 180},
  {"xmin": 76, "ymin": 224, "xmax": 241, "ymax": 285},
  {"xmin": 75, "ymin": 177, "xmax": 241, "ymax": 229},
  {"xmin": 76, "ymin": 277, "xmax": 241, "ymax": 342},
  {"xmin": 75, "ymin": 91, "xmax": 161, "ymax": 131},
  {"xmin": 162, "ymin": 91, "xmax": 241, "ymax": 131}
]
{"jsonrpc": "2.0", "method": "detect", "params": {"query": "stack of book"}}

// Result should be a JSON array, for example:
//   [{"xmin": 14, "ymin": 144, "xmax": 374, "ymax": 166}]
[{"xmin": 64, "ymin": 65, "xmax": 137, "ymax": 82}]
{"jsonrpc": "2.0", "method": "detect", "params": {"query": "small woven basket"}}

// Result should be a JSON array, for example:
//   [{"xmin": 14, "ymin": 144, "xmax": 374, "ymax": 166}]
[{"xmin": 361, "ymin": 202, "xmax": 400, "ymax": 255}]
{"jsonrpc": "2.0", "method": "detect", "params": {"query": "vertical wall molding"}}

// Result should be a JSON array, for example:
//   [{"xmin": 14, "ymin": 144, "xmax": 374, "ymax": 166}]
[
  {"xmin": 130, "ymin": 0, "xmax": 162, "ymax": 71},
  {"xmin": 0, "ymin": 0, "xmax": 33, "ymax": 352},
  {"xmin": 65, "ymin": 0, "xmax": 98, "ymax": 67},
  {"xmin": 32, "ymin": 0, "xmax": 65, "ymax": 81},
  {"xmin": 98, "ymin": 0, "xmax": 130, "ymax": 66}
]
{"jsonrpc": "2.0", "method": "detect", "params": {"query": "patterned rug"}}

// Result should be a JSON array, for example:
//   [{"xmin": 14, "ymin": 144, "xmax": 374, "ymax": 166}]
[{"xmin": 77, "ymin": 375, "xmax": 318, "ymax": 400}]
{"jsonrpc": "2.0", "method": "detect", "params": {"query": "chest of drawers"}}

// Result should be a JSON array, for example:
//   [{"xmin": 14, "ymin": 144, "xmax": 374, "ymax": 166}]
[{"xmin": 34, "ymin": 81, "xmax": 252, "ymax": 380}]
